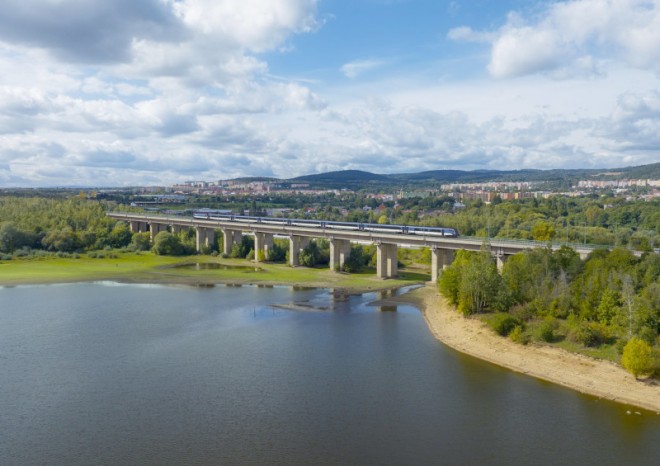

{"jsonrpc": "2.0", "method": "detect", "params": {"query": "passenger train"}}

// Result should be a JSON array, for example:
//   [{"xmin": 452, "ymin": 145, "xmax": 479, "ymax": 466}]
[{"xmin": 192, "ymin": 211, "xmax": 459, "ymax": 237}]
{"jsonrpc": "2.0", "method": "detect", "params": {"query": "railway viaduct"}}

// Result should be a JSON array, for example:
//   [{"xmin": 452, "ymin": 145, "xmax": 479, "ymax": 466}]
[{"xmin": 108, "ymin": 212, "xmax": 599, "ymax": 281}]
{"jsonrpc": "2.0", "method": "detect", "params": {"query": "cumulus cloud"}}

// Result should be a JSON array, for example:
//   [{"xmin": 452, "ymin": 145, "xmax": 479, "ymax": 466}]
[
  {"xmin": 0, "ymin": 0, "xmax": 327, "ymax": 185},
  {"xmin": 450, "ymin": 0, "xmax": 660, "ymax": 78},
  {"xmin": 601, "ymin": 90, "xmax": 660, "ymax": 151},
  {"xmin": 0, "ymin": 0, "xmax": 183, "ymax": 63}
]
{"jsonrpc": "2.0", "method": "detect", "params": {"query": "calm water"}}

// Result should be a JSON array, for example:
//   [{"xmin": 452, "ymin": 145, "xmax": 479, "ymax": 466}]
[{"xmin": 0, "ymin": 283, "xmax": 658, "ymax": 465}]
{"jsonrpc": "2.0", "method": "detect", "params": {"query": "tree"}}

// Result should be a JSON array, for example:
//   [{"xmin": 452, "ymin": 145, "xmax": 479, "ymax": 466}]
[
  {"xmin": 41, "ymin": 228, "xmax": 80, "ymax": 252},
  {"xmin": 621, "ymin": 337, "xmax": 656, "ymax": 378},
  {"xmin": 300, "ymin": 241, "xmax": 321, "ymax": 267},
  {"xmin": 343, "ymin": 245, "xmax": 370, "ymax": 272},
  {"xmin": 152, "ymin": 231, "xmax": 185, "ymax": 256},
  {"xmin": 438, "ymin": 250, "xmax": 471, "ymax": 305},
  {"xmin": 0, "ymin": 223, "xmax": 21, "ymax": 252},
  {"xmin": 597, "ymin": 288, "xmax": 620, "ymax": 325},
  {"xmin": 107, "ymin": 222, "xmax": 133, "ymax": 248},
  {"xmin": 131, "ymin": 232, "xmax": 151, "ymax": 251},
  {"xmin": 229, "ymin": 235, "xmax": 254, "ymax": 258},
  {"xmin": 458, "ymin": 251, "xmax": 501, "ymax": 315},
  {"xmin": 531, "ymin": 221, "xmax": 556, "ymax": 241}
]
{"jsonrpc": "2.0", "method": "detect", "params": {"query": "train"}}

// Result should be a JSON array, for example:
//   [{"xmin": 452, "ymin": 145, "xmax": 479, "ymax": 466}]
[{"xmin": 192, "ymin": 211, "xmax": 459, "ymax": 237}]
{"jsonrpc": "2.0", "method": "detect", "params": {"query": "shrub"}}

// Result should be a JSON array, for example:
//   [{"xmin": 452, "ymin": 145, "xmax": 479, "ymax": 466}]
[
  {"xmin": 152, "ymin": 231, "xmax": 185, "ymax": 256},
  {"xmin": 130, "ymin": 232, "xmax": 151, "ymax": 252},
  {"xmin": 621, "ymin": 338, "xmax": 656, "ymax": 378},
  {"xmin": 571, "ymin": 321, "xmax": 612, "ymax": 347},
  {"xmin": 536, "ymin": 317, "xmax": 559, "ymax": 343},
  {"xmin": 616, "ymin": 338, "xmax": 628, "ymax": 355},
  {"xmin": 509, "ymin": 325, "xmax": 529, "ymax": 345},
  {"xmin": 509, "ymin": 303, "xmax": 536, "ymax": 322},
  {"xmin": 487, "ymin": 313, "xmax": 522, "ymax": 336}
]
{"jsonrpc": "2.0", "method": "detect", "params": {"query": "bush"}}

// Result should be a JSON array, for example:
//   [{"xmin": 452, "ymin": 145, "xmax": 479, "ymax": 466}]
[
  {"xmin": 487, "ymin": 313, "xmax": 522, "ymax": 336},
  {"xmin": 509, "ymin": 303, "xmax": 536, "ymax": 322},
  {"xmin": 536, "ymin": 317, "xmax": 559, "ymax": 343},
  {"xmin": 509, "ymin": 325, "xmax": 529, "ymax": 345},
  {"xmin": 616, "ymin": 338, "xmax": 628, "ymax": 355},
  {"xmin": 342, "ymin": 245, "xmax": 370, "ymax": 272},
  {"xmin": 230, "ymin": 236, "xmax": 254, "ymax": 259},
  {"xmin": 130, "ymin": 232, "xmax": 151, "ymax": 251},
  {"xmin": 571, "ymin": 321, "xmax": 613, "ymax": 347},
  {"xmin": 621, "ymin": 338, "xmax": 656, "ymax": 378},
  {"xmin": 152, "ymin": 231, "xmax": 185, "ymax": 256}
]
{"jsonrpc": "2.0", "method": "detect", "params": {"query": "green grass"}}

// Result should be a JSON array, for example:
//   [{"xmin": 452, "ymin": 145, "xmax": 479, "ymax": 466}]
[
  {"xmin": 0, "ymin": 253, "xmax": 429, "ymax": 292},
  {"xmin": 553, "ymin": 340, "xmax": 621, "ymax": 363}
]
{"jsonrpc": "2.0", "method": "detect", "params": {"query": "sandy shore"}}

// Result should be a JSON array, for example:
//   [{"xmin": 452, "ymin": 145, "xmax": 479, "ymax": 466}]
[{"xmin": 408, "ymin": 285, "xmax": 660, "ymax": 413}]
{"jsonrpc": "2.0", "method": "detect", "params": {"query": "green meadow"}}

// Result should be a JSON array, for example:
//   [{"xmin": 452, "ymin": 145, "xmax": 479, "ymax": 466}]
[{"xmin": 0, "ymin": 252, "xmax": 429, "ymax": 292}]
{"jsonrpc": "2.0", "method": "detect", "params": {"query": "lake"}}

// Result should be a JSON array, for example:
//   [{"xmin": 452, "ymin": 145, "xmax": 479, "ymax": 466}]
[{"xmin": 1, "ymin": 283, "xmax": 658, "ymax": 465}]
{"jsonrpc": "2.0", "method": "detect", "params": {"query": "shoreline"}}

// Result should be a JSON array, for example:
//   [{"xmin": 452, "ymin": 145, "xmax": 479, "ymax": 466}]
[{"xmin": 406, "ymin": 285, "xmax": 660, "ymax": 414}]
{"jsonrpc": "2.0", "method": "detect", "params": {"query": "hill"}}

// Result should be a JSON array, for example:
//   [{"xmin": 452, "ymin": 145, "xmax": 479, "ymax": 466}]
[{"xmin": 278, "ymin": 162, "xmax": 660, "ymax": 190}]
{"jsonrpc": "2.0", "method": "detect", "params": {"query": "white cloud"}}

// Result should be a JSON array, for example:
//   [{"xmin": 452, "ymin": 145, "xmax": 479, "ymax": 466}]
[
  {"xmin": 446, "ymin": 26, "xmax": 494, "ymax": 43},
  {"xmin": 173, "ymin": 0, "xmax": 318, "ymax": 52},
  {"xmin": 450, "ymin": 0, "xmax": 660, "ymax": 78},
  {"xmin": 341, "ymin": 59, "xmax": 387, "ymax": 79}
]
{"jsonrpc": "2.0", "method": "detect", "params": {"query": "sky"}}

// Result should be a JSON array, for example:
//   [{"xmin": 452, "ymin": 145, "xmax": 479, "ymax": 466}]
[{"xmin": 0, "ymin": 0, "xmax": 659, "ymax": 187}]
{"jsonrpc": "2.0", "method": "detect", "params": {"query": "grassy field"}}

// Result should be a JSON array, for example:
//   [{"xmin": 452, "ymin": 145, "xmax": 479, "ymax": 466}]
[{"xmin": 0, "ymin": 252, "xmax": 431, "ymax": 292}]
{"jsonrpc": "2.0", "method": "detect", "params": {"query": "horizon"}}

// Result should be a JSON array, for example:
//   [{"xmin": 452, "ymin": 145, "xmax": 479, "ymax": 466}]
[{"xmin": 1, "ymin": 1, "xmax": 660, "ymax": 187}]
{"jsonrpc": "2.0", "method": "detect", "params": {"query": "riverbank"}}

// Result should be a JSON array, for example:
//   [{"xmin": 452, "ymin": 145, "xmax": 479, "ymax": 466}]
[{"xmin": 405, "ymin": 285, "xmax": 660, "ymax": 413}]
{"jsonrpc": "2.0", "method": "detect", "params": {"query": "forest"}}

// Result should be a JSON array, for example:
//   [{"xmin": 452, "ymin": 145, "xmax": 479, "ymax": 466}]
[{"xmin": 438, "ymin": 245, "xmax": 658, "ymax": 376}]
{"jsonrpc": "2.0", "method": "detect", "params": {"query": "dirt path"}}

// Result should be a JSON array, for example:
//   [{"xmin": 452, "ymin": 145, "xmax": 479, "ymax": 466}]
[{"xmin": 410, "ymin": 286, "xmax": 660, "ymax": 413}]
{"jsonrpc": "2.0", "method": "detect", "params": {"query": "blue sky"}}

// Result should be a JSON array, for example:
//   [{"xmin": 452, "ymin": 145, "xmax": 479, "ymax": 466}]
[{"xmin": 0, "ymin": 0, "xmax": 659, "ymax": 186}]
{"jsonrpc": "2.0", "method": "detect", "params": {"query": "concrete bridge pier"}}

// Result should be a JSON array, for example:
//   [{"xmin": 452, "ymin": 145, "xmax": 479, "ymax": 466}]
[
  {"xmin": 171, "ymin": 224, "xmax": 183, "ymax": 234},
  {"xmin": 222, "ymin": 229, "xmax": 239, "ymax": 256},
  {"xmin": 431, "ymin": 248, "xmax": 454, "ymax": 283},
  {"xmin": 496, "ymin": 254, "xmax": 509, "ymax": 272},
  {"xmin": 254, "ymin": 232, "xmax": 274, "ymax": 262},
  {"xmin": 130, "ymin": 221, "xmax": 148, "ymax": 233},
  {"xmin": 289, "ymin": 235, "xmax": 310, "ymax": 266},
  {"xmin": 376, "ymin": 243, "xmax": 398, "ymax": 278},
  {"xmin": 195, "ymin": 227, "xmax": 216, "ymax": 252},
  {"xmin": 329, "ymin": 239, "xmax": 351, "ymax": 271},
  {"xmin": 149, "ymin": 222, "xmax": 166, "ymax": 241}
]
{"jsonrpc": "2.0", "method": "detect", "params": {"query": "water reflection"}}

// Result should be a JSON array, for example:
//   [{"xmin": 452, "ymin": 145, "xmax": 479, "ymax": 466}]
[{"xmin": 172, "ymin": 262, "xmax": 261, "ymax": 272}]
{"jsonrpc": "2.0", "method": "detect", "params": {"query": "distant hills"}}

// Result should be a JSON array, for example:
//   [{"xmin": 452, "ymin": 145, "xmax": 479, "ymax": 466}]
[{"xmin": 226, "ymin": 162, "xmax": 660, "ymax": 190}]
